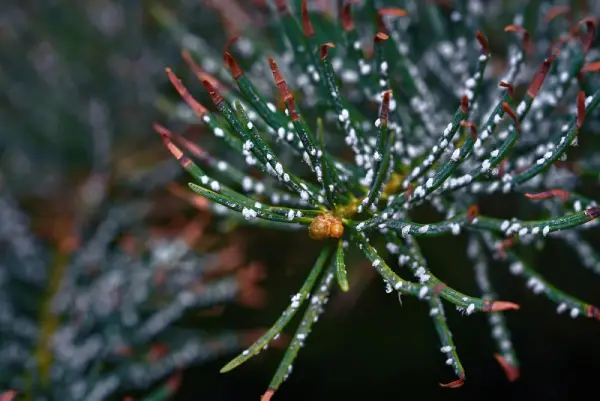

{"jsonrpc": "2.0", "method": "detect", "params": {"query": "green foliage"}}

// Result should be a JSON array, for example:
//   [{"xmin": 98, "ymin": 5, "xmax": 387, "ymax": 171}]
[
  {"xmin": 0, "ymin": 0, "xmax": 212, "ymax": 197},
  {"xmin": 157, "ymin": 0, "xmax": 600, "ymax": 399},
  {"xmin": 0, "ymin": 171, "xmax": 266, "ymax": 400}
]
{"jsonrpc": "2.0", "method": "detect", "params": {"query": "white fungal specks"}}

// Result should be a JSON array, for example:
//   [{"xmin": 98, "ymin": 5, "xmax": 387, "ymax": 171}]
[
  {"xmin": 160, "ymin": 21, "xmax": 600, "ymax": 374},
  {"xmin": 516, "ymin": 101, "xmax": 527, "ymax": 116},
  {"xmin": 509, "ymin": 262, "xmax": 523, "ymax": 275},
  {"xmin": 481, "ymin": 159, "xmax": 491, "ymax": 172},
  {"xmin": 401, "ymin": 225, "xmax": 411, "ymax": 237},
  {"xmin": 242, "ymin": 207, "xmax": 258, "ymax": 220},
  {"xmin": 340, "ymin": 109, "xmax": 349, "ymax": 121},
  {"xmin": 275, "ymin": 163, "xmax": 284, "ymax": 176},
  {"xmin": 210, "ymin": 181, "xmax": 220, "ymax": 191},
  {"xmin": 359, "ymin": 60, "xmax": 371, "ymax": 75},
  {"xmin": 255, "ymin": 182, "xmax": 265, "ymax": 194},
  {"xmin": 527, "ymin": 277, "xmax": 545, "ymax": 294},
  {"xmin": 291, "ymin": 293, "xmax": 302, "ymax": 309},
  {"xmin": 451, "ymin": 148, "xmax": 461, "ymax": 162}
]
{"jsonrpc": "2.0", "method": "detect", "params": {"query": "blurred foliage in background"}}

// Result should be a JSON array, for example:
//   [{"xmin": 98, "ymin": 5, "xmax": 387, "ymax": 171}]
[{"xmin": 1, "ymin": 1, "xmax": 269, "ymax": 400}]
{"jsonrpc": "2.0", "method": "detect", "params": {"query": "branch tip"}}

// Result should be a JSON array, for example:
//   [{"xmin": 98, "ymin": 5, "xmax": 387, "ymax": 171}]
[
  {"xmin": 439, "ymin": 377, "xmax": 465, "ymax": 388},
  {"xmin": 577, "ymin": 91, "xmax": 586, "ymax": 129},
  {"xmin": 585, "ymin": 206, "xmax": 600, "ymax": 220},
  {"xmin": 269, "ymin": 58, "xmax": 292, "ymax": 100},
  {"xmin": 527, "ymin": 54, "xmax": 556, "ymax": 98},
  {"xmin": 380, "ymin": 90, "xmax": 392, "ymax": 123},
  {"xmin": 376, "ymin": 7, "xmax": 408, "ymax": 32},
  {"xmin": 320, "ymin": 42, "xmax": 335, "ymax": 60},
  {"xmin": 274, "ymin": 0, "xmax": 288, "ymax": 14},
  {"xmin": 224, "ymin": 36, "xmax": 240, "ymax": 54},
  {"xmin": 581, "ymin": 61, "xmax": 600, "ymax": 73},
  {"xmin": 201, "ymin": 79, "xmax": 225, "ymax": 105},
  {"xmin": 165, "ymin": 67, "xmax": 209, "ymax": 116},
  {"xmin": 159, "ymin": 131, "xmax": 184, "ymax": 161},
  {"xmin": 378, "ymin": 7, "xmax": 408, "ymax": 17},
  {"xmin": 476, "ymin": 30, "xmax": 489, "ymax": 54},
  {"xmin": 545, "ymin": 6, "xmax": 571, "ymax": 22},
  {"xmin": 577, "ymin": 18, "xmax": 596, "ymax": 54},
  {"xmin": 504, "ymin": 25, "xmax": 532, "ymax": 52},
  {"xmin": 467, "ymin": 204, "xmax": 479, "ymax": 221},
  {"xmin": 502, "ymin": 102, "xmax": 520, "ymax": 132},
  {"xmin": 494, "ymin": 354, "xmax": 520, "ymax": 382},
  {"xmin": 460, "ymin": 95, "xmax": 469, "ymax": 113},
  {"xmin": 460, "ymin": 121, "xmax": 478, "ymax": 141},
  {"xmin": 301, "ymin": 0, "xmax": 315, "ymax": 37},
  {"xmin": 153, "ymin": 123, "xmax": 172, "ymax": 138},
  {"xmin": 499, "ymin": 81, "xmax": 515, "ymax": 98},
  {"xmin": 587, "ymin": 305, "xmax": 600, "ymax": 320},
  {"xmin": 261, "ymin": 388, "xmax": 275, "ymax": 401},
  {"xmin": 375, "ymin": 31, "xmax": 389, "ymax": 42},
  {"xmin": 489, "ymin": 301, "xmax": 520, "ymax": 312},
  {"xmin": 224, "ymin": 52, "xmax": 243, "ymax": 79},
  {"xmin": 524, "ymin": 189, "xmax": 570, "ymax": 201},
  {"xmin": 341, "ymin": 3, "xmax": 355, "ymax": 31}
]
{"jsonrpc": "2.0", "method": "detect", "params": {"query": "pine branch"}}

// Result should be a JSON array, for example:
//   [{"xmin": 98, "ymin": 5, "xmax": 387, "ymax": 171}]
[{"xmin": 158, "ymin": 0, "xmax": 600, "ymax": 397}]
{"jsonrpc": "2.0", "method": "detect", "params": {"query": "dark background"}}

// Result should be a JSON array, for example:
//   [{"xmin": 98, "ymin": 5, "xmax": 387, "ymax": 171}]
[{"xmin": 178, "ymin": 223, "xmax": 600, "ymax": 401}]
